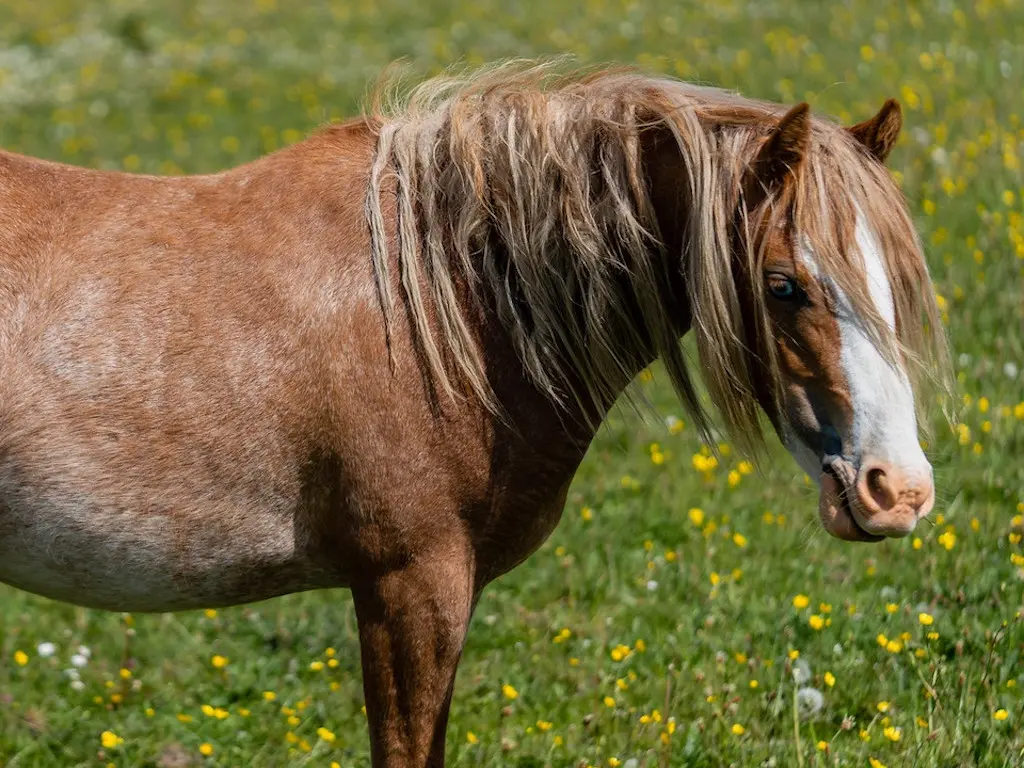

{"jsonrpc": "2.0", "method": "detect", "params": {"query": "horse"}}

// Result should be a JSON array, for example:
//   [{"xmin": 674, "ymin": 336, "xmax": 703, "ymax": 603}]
[{"xmin": 0, "ymin": 62, "xmax": 946, "ymax": 766}]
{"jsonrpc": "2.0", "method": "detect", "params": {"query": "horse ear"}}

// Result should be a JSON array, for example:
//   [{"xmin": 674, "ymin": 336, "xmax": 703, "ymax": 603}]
[
  {"xmin": 848, "ymin": 98, "xmax": 902, "ymax": 163},
  {"xmin": 748, "ymin": 103, "xmax": 811, "ymax": 202}
]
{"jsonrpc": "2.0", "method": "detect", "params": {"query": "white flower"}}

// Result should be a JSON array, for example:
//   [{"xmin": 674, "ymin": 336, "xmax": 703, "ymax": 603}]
[
  {"xmin": 36, "ymin": 642, "xmax": 56, "ymax": 658},
  {"xmin": 796, "ymin": 686, "xmax": 825, "ymax": 718},
  {"xmin": 76, "ymin": 645, "xmax": 91, "ymax": 658},
  {"xmin": 646, "ymin": 580, "xmax": 658, "ymax": 591},
  {"xmin": 792, "ymin": 658, "xmax": 811, "ymax": 684},
  {"xmin": 63, "ymin": 668, "xmax": 80, "ymax": 681},
  {"xmin": 69, "ymin": 680, "xmax": 85, "ymax": 691},
  {"xmin": 1004, "ymin": 362, "xmax": 1018, "ymax": 379},
  {"xmin": 70, "ymin": 654, "xmax": 89, "ymax": 668}
]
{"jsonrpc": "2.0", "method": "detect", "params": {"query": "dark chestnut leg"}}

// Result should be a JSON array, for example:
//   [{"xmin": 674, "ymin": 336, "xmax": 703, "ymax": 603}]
[{"xmin": 352, "ymin": 544, "xmax": 475, "ymax": 767}]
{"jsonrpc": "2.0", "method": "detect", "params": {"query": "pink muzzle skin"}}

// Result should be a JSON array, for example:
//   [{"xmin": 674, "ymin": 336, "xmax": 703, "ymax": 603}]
[{"xmin": 819, "ymin": 456, "xmax": 934, "ymax": 542}]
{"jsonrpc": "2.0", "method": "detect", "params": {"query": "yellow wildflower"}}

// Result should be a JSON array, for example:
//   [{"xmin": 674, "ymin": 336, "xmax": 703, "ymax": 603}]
[
  {"xmin": 100, "ymin": 731, "xmax": 123, "ymax": 749},
  {"xmin": 610, "ymin": 644, "xmax": 631, "ymax": 661}
]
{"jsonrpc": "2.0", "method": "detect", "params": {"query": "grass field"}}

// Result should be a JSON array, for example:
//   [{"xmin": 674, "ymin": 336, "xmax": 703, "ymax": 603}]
[{"xmin": 1, "ymin": 1, "xmax": 1023, "ymax": 766}]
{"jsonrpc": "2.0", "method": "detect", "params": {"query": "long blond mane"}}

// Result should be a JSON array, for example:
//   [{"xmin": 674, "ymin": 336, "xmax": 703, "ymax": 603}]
[{"xmin": 363, "ymin": 61, "xmax": 947, "ymax": 446}]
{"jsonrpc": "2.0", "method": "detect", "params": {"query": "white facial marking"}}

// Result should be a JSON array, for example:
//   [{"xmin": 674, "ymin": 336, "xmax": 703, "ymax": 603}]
[
  {"xmin": 839, "ymin": 216, "xmax": 927, "ymax": 472},
  {"xmin": 799, "ymin": 213, "xmax": 929, "ymax": 478}
]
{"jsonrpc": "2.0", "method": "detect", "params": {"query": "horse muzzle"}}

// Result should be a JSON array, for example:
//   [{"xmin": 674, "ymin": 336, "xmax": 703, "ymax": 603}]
[{"xmin": 819, "ymin": 455, "xmax": 934, "ymax": 542}]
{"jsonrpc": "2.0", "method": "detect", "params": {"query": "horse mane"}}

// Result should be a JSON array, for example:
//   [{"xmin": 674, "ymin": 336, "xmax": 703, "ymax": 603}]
[{"xmin": 363, "ymin": 60, "xmax": 948, "ymax": 448}]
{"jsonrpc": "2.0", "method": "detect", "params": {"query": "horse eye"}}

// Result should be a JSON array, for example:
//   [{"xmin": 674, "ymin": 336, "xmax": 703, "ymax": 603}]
[{"xmin": 767, "ymin": 275, "xmax": 798, "ymax": 301}]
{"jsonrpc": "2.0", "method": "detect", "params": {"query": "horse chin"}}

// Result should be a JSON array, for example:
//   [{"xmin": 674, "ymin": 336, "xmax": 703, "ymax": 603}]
[{"xmin": 818, "ymin": 469, "xmax": 885, "ymax": 543}]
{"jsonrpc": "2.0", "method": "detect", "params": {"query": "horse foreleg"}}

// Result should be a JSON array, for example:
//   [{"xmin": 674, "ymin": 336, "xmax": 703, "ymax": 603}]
[{"xmin": 352, "ymin": 543, "xmax": 475, "ymax": 768}]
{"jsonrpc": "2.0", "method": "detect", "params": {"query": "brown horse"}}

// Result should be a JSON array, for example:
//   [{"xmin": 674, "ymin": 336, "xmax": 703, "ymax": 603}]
[{"xmin": 0, "ymin": 63, "xmax": 945, "ymax": 766}]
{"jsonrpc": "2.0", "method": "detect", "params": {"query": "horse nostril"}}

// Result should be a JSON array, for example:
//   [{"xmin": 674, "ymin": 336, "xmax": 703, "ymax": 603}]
[
  {"xmin": 866, "ymin": 467, "xmax": 895, "ymax": 508},
  {"xmin": 854, "ymin": 458, "xmax": 935, "ymax": 536}
]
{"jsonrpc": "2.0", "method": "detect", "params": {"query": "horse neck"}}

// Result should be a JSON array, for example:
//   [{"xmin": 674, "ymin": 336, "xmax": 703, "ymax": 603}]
[
  {"xmin": 483, "ymin": 124, "xmax": 699, "ymax": 443},
  {"xmin": 557, "ymin": 123, "xmax": 698, "ymax": 419}
]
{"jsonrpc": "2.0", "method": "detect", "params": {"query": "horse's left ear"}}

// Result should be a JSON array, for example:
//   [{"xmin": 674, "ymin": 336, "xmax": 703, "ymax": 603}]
[{"xmin": 848, "ymin": 98, "xmax": 902, "ymax": 163}]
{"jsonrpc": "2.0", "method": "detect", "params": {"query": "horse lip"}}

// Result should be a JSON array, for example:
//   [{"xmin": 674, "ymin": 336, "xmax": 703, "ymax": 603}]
[
  {"xmin": 821, "ymin": 457, "xmax": 882, "ymax": 542},
  {"xmin": 822, "ymin": 454, "xmax": 856, "ymax": 487}
]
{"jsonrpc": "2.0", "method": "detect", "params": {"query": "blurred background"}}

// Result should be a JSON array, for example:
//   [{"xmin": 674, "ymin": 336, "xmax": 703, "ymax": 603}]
[{"xmin": 0, "ymin": 1, "xmax": 1022, "ymax": 766}]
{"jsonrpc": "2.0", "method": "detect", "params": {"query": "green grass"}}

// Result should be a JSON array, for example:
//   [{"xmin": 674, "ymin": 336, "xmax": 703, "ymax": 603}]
[{"xmin": 1, "ymin": 1, "xmax": 1023, "ymax": 766}]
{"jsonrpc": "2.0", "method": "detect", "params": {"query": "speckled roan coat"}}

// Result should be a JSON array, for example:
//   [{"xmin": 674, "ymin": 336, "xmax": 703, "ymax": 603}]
[{"xmin": 0, "ymin": 68, "xmax": 936, "ymax": 767}]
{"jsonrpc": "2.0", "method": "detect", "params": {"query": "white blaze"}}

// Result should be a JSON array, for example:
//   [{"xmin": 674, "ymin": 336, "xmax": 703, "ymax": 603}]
[
  {"xmin": 840, "ymin": 217, "xmax": 926, "ymax": 469},
  {"xmin": 800, "ymin": 214, "xmax": 930, "ymax": 478}
]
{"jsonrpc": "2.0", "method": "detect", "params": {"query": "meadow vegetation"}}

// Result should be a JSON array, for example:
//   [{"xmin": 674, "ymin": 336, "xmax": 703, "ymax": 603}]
[{"xmin": 0, "ymin": 0, "xmax": 1022, "ymax": 765}]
